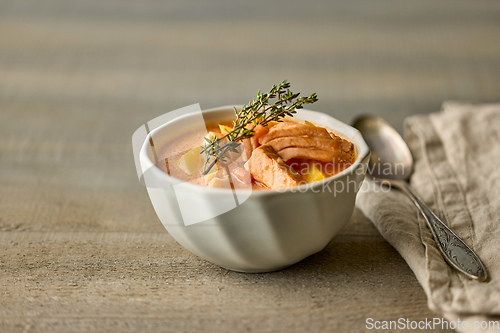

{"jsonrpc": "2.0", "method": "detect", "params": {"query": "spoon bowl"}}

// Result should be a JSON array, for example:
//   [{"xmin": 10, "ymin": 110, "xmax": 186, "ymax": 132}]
[{"xmin": 353, "ymin": 116, "xmax": 413, "ymax": 181}]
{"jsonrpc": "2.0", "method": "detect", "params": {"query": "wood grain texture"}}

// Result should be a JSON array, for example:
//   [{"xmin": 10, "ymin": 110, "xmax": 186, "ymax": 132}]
[{"xmin": 1, "ymin": 0, "xmax": 499, "ymax": 332}]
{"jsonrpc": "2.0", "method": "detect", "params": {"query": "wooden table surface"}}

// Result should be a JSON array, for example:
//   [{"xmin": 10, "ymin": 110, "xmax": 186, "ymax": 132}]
[{"xmin": 1, "ymin": 0, "xmax": 499, "ymax": 332}]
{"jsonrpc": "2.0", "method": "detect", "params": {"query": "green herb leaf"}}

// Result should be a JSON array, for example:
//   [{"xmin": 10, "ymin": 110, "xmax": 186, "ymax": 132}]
[{"xmin": 201, "ymin": 80, "xmax": 318, "ymax": 175}]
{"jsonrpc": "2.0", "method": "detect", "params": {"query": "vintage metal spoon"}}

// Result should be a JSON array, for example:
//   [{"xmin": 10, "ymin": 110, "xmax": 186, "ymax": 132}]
[{"xmin": 353, "ymin": 116, "xmax": 487, "ymax": 282}]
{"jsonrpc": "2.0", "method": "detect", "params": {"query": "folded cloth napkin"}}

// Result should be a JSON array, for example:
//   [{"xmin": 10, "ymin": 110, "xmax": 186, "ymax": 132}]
[{"xmin": 357, "ymin": 102, "xmax": 500, "ymax": 333}]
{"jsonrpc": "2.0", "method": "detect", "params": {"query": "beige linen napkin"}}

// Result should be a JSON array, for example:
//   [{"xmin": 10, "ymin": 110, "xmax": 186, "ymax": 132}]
[{"xmin": 357, "ymin": 102, "xmax": 500, "ymax": 333}]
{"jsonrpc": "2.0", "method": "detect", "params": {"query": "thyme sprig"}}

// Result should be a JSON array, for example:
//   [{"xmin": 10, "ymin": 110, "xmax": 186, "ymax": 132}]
[{"xmin": 200, "ymin": 80, "xmax": 318, "ymax": 175}]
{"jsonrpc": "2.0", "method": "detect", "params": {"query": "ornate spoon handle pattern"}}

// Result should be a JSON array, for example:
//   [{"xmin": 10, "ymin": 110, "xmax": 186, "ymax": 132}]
[{"xmin": 391, "ymin": 180, "xmax": 487, "ymax": 281}]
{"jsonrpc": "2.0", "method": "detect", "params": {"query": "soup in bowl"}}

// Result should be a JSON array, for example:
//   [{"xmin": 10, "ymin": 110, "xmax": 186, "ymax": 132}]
[{"xmin": 137, "ymin": 105, "xmax": 369, "ymax": 272}]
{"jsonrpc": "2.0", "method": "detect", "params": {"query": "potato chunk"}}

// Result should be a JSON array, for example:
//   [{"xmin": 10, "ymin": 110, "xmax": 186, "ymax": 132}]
[
  {"xmin": 303, "ymin": 162, "xmax": 326, "ymax": 183},
  {"xmin": 178, "ymin": 146, "xmax": 203, "ymax": 176}
]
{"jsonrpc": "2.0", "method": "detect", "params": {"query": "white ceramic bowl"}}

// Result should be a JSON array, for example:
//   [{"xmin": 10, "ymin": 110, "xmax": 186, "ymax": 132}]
[{"xmin": 138, "ymin": 106, "xmax": 370, "ymax": 273}]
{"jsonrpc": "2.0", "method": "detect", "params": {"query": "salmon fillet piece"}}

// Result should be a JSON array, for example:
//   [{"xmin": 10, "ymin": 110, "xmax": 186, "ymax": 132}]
[
  {"xmin": 330, "ymin": 132, "xmax": 354, "ymax": 152},
  {"xmin": 274, "ymin": 138, "xmax": 355, "ymax": 162},
  {"xmin": 242, "ymin": 124, "xmax": 270, "ymax": 159},
  {"xmin": 265, "ymin": 136, "xmax": 342, "ymax": 152},
  {"xmin": 245, "ymin": 145, "xmax": 304, "ymax": 190},
  {"xmin": 259, "ymin": 122, "xmax": 331, "ymax": 144},
  {"xmin": 278, "ymin": 147, "xmax": 339, "ymax": 162},
  {"xmin": 242, "ymin": 138, "xmax": 253, "ymax": 160},
  {"xmin": 251, "ymin": 124, "xmax": 269, "ymax": 148},
  {"xmin": 258, "ymin": 122, "xmax": 355, "ymax": 163}
]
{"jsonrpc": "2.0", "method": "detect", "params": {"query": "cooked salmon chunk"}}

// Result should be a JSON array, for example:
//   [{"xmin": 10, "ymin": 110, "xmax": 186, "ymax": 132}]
[
  {"xmin": 242, "ymin": 138, "xmax": 253, "ymax": 160},
  {"xmin": 278, "ymin": 147, "xmax": 339, "ymax": 162},
  {"xmin": 255, "ymin": 121, "xmax": 356, "ymax": 163},
  {"xmin": 265, "ymin": 136, "xmax": 342, "ymax": 152},
  {"xmin": 330, "ymin": 132, "xmax": 355, "ymax": 161},
  {"xmin": 242, "ymin": 124, "xmax": 271, "ymax": 160},
  {"xmin": 245, "ymin": 145, "xmax": 304, "ymax": 190},
  {"xmin": 259, "ymin": 122, "xmax": 331, "ymax": 144}
]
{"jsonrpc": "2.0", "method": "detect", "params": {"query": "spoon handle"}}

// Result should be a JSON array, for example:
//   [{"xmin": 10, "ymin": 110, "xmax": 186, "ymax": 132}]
[{"xmin": 393, "ymin": 181, "xmax": 487, "ymax": 281}]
